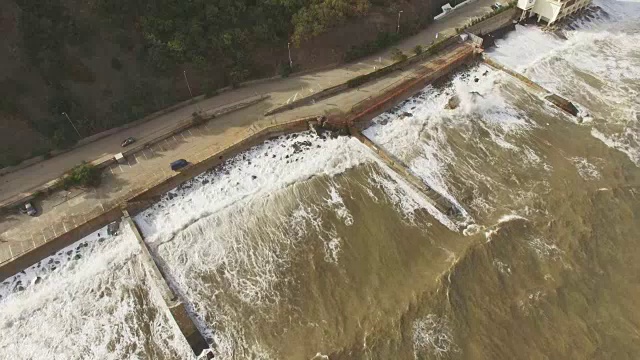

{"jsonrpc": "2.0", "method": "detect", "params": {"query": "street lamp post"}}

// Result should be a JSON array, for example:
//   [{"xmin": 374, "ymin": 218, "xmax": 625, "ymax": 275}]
[
  {"xmin": 61, "ymin": 112, "xmax": 81, "ymax": 138},
  {"xmin": 287, "ymin": 42, "xmax": 293, "ymax": 69},
  {"xmin": 397, "ymin": 10, "xmax": 403, "ymax": 34},
  {"xmin": 183, "ymin": 70, "xmax": 201, "ymax": 112}
]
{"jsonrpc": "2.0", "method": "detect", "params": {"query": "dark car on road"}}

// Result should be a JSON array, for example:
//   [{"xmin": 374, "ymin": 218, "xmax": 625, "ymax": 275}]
[
  {"xmin": 170, "ymin": 159, "xmax": 189, "ymax": 171},
  {"xmin": 121, "ymin": 137, "xmax": 136, "ymax": 147}
]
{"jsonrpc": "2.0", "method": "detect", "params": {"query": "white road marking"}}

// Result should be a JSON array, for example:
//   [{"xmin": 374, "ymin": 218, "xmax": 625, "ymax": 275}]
[
  {"xmin": 51, "ymin": 226, "xmax": 57, "ymax": 237},
  {"xmin": 142, "ymin": 150, "xmax": 148, "ymax": 160},
  {"xmin": 8, "ymin": 245, "xmax": 13, "ymax": 259},
  {"xmin": 118, "ymin": 163, "xmax": 124, "ymax": 172},
  {"xmin": 181, "ymin": 133, "xmax": 187, "ymax": 140},
  {"xmin": 62, "ymin": 221, "xmax": 67, "ymax": 232},
  {"xmin": 188, "ymin": 129, "xmax": 194, "ymax": 136}
]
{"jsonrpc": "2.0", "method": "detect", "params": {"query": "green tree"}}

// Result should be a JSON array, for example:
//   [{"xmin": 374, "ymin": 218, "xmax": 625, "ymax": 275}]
[
  {"xmin": 62, "ymin": 163, "xmax": 101, "ymax": 188},
  {"xmin": 390, "ymin": 48, "xmax": 407, "ymax": 62}
]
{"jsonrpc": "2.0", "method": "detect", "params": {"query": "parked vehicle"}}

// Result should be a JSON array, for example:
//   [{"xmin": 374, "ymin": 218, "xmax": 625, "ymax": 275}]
[
  {"xmin": 121, "ymin": 137, "xmax": 136, "ymax": 147},
  {"xmin": 170, "ymin": 159, "xmax": 189, "ymax": 171},
  {"xmin": 491, "ymin": 2, "xmax": 502, "ymax": 10},
  {"xmin": 24, "ymin": 202, "xmax": 37, "ymax": 216}
]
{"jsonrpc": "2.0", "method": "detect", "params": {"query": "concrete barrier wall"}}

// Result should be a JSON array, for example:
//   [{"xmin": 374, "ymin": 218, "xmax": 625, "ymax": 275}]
[
  {"xmin": 465, "ymin": 8, "xmax": 518, "ymax": 35},
  {"xmin": 347, "ymin": 45, "xmax": 477, "ymax": 126},
  {"xmin": 0, "ymin": 206, "xmax": 122, "ymax": 281},
  {"xmin": 266, "ymin": 37, "xmax": 462, "ymax": 117},
  {"xmin": 265, "ymin": 83, "xmax": 348, "ymax": 116}
]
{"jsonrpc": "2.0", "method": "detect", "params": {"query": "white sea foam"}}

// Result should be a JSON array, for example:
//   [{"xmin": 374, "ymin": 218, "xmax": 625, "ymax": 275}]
[
  {"xmin": 136, "ymin": 133, "xmax": 368, "ymax": 244},
  {"xmin": 488, "ymin": 1, "xmax": 640, "ymax": 167},
  {"xmin": 497, "ymin": 214, "xmax": 529, "ymax": 224},
  {"xmin": 0, "ymin": 225, "xmax": 193, "ymax": 360},
  {"xmin": 570, "ymin": 157, "xmax": 602, "ymax": 180},
  {"xmin": 493, "ymin": 259, "xmax": 512, "ymax": 275},
  {"xmin": 364, "ymin": 64, "xmax": 541, "ymax": 222},
  {"xmin": 324, "ymin": 181, "xmax": 354, "ymax": 226},
  {"xmin": 528, "ymin": 237, "xmax": 564, "ymax": 261},
  {"xmin": 591, "ymin": 128, "xmax": 640, "ymax": 166},
  {"xmin": 412, "ymin": 314, "xmax": 459, "ymax": 359}
]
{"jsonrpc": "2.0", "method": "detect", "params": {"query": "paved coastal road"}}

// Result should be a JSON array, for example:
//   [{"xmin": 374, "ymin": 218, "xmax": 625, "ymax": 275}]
[{"xmin": 0, "ymin": 0, "xmax": 497, "ymax": 205}]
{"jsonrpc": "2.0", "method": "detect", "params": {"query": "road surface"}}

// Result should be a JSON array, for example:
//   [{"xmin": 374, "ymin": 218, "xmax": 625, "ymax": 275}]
[{"xmin": 0, "ymin": 0, "xmax": 497, "ymax": 205}]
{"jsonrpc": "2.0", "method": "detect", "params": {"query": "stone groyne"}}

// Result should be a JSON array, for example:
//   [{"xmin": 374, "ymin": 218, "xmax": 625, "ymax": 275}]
[
  {"xmin": 482, "ymin": 55, "xmax": 581, "ymax": 117},
  {"xmin": 123, "ymin": 211, "xmax": 210, "ymax": 356}
]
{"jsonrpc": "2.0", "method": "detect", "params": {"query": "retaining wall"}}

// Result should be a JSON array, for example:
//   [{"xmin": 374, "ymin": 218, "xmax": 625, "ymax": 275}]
[
  {"xmin": 347, "ymin": 44, "xmax": 477, "ymax": 126},
  {"xmin": 265, "ymin": 36, "xmax": 462, "ymax": 117}
]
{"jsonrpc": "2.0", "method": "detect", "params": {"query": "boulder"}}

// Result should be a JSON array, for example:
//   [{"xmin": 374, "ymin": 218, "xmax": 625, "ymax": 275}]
[{"xmin": 445, "ymin": 95, "xmax": 461, "ymax": 110}]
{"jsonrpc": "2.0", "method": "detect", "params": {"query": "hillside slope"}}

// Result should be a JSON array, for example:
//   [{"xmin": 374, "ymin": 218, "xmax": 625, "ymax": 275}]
[{"xmin": 0, "ymin": 0, "xmax": 449, "ymax": 168}]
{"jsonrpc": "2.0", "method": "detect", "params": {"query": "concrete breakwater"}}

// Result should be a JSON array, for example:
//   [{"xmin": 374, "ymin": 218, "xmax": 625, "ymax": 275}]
[
  {"xmin": 351, "ymin": 127, "xmax": 461, "ymax": 218},
  {"xmin": 123, "ymin": 211, "xmax": 209, "ymax": 356},
  {"xmin": 482, "ymin": 55, "xmax": 581, "ymax": 117}
]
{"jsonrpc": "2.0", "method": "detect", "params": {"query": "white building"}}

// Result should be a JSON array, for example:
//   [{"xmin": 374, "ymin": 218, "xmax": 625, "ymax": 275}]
[{"xmin": 517, "ymin": 0, "xmax": 592, "ymax": 25}]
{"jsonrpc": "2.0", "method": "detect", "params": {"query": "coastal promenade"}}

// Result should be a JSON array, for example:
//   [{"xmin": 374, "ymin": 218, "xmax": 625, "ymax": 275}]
[{"xmin": 0, "ymin": 0, "xmax": 507, "ymax": 273}]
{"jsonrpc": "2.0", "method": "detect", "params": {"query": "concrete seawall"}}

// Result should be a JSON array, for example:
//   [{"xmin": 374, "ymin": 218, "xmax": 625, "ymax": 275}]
[
  {"xmin": 0, "ymin": 206, "xmax": 123, "ymax": 280},
  {"xmin": 0, "ymin": 118, "xmax": 316, "ymax": 281},
  {"xmin": 345, "ymin": 43, "xmax": 478, "ymax": 127}
]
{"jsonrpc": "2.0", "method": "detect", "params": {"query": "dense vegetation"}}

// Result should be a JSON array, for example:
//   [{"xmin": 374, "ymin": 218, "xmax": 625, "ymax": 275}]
[
  {"xmin": 1, "ymin": 0, "xmax": 452, "ymax": 168},
  {"xmin": 61, "ymin": 163, "xmax": 102, "ymax": 188}
]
